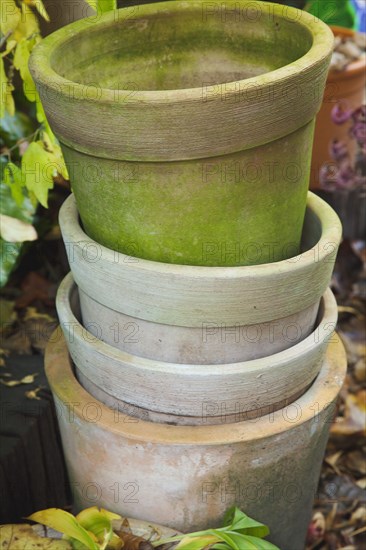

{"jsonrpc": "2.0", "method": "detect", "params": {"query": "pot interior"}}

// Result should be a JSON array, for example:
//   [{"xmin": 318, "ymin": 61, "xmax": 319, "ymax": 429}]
[{"xmin": 51, "ymin": 4, "xmax": 313, "ymax": 91}]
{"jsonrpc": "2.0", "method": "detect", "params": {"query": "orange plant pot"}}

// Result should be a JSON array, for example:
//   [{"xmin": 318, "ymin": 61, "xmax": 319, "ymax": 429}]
[{"xmin": 310, "ymin": 26, "xmax": 366, "ymax": 189}]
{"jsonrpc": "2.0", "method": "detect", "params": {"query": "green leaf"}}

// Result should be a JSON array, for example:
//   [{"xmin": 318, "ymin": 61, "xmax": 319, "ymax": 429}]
[
  {"xmin": 0, "ymin": 0, "xmax": 21, "ymax": 35},
  {"xmin": 0, "ymin": 58, "xmax": 15, "ymax": 118},
  {"xmin": 223, "ymin": 508, "xmax": 269, "ymax": 538},
  {"xmin": 153, "ymin": 508, "xmax": 278, "ymax": 550},
  {"xmin": 13, "ymin": 38, "xmax": 38, "ymax": 103},
  {"xmin": 28, "ymin": 509, "xmax": 99, "ymax": 550},
  {"xmin": 210, "ymin": 531, "xmax": 239, "ymax": 550},
  {"xmin": 30, "ymin": 0, "xmax": 50, "ymax": 22},
  {"xmin": 4, "ymin": 163, "xmax": 25, "ymax": 206},
  {"xmin": 0, "ymin": 179, "xmax": 34, "ymax": 222},
  {"xmin": 0, "ymin": 239, "xmax": 22, "ymax": 287},
  {"xmin": 84, "ymin": 0, "xmax": 116, "ymax": 14},
  {"xmin": 175, "ymin": 534, "xmax": 219, "ymax": 550},
  {"xmin": 0, "ymin": 111, "xmax": 35, "ymax": 150},
  {"xmin": 21, "ymin": 141, "xmax": 55, "ymax": 207},
  {"xmin": 75, "ymin": 507, "xmax": 120, "ymax": 550},
  {"xmin": 13, "ymin": 3, "xmax": 40, "ymax": 42},
  {"xmin": 230, "ymin": 534, "xmax": 280, "ymax": 550}
]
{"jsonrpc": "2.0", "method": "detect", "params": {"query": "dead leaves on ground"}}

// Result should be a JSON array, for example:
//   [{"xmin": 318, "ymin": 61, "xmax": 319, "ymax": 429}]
[
  {"xmin": 0, "ymin": 524, "xmax": 71, "ymax": 549},
  {"xmin": 0, "ymin": 284, "xmax": 58, "ymax": 356},
  {"xmin": 307, "ymin": 241, "xmax": 366, "ymax": 550}
]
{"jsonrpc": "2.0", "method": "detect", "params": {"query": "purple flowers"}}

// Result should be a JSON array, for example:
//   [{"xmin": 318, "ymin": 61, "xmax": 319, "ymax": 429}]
[
  {"xmin": 331, "ymin": 102, "xmax": 353, "ymax": 125},
  {"xmin": 320, "ymin": 103, "xmax": 366, "ymax": 190}
]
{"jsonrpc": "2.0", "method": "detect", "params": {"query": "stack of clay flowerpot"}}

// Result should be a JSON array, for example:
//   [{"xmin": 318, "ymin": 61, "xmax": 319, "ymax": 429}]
[{"xmin": 30, "ymin": 2, "xmax": 346, "ymax": 548}]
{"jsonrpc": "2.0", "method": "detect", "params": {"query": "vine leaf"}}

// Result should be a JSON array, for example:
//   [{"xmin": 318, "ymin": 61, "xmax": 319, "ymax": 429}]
[
  {"xmin": 4, "ymin": 163, "xmax": 24, "ymax": 206},
  {"xmin": 75, "ymin": 507, "xmax": 122, "ymax": 550},
  {"xmin": 24, "ymin": 0, "xmax": 50, "ymax": 21},
  {"xmin": 28, "ymin": 509, "xmax": 99, "ymax": 550},
  {"xmin": 14, "ymin": 37, "xmax": 38, "ymax": 103},
  {"xmin": 0, "ymin": 0, "xmax": 21, "ymax": 36},
  {"xmin": 21, "ymin": 141, "xmax": 55, "ymax": 207},
  {"xmin": 84, "ymin": 0, "xmax": 116, "ymax": 14},
  {"xmin": 0, "ymin": 58, "xmax": 15, "ymax": 117},
  {"xmin": 13, "ymin": 3, "xmax": 40, "ymax": 42}
]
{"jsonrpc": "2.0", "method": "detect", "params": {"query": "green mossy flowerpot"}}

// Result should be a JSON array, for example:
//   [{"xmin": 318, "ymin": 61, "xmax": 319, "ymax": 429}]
[{"xmin": 30, "ymin": 1, "xmax": 333, "ymax": 266}]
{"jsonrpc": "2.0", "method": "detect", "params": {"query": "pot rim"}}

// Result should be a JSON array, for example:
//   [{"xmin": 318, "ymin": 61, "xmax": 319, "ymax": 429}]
[
  {"xmin": 30, "ymin": 1, "xmax": 333, "ymax": 103},
  {"xmin": 29, "ymin": 1, "xmax": 334, "ymax": 161},
  {"xmin": 61, "ymin": 191, "xmax": 340, "ymax": 281},
  {"xmin": 59, "ymin": 192, "xmax": 341, "ymax": 326},
  {"xmin": 57, "ymin": 274, "xmax": 338, "ymax": 417},
  {"xmin": 57, "ymin": 272, "xmax": 337, "ymax": 376},
  {"xmin": 45, "ymin": 330, "xmax": 346, "ymax": 445}
]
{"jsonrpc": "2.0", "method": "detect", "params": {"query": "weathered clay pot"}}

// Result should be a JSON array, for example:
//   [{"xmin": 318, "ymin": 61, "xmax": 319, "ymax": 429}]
[
  {"xmin": 310, "ymin": 26, "xmax": 366, "ymax": 189},
  {"xmin": 56, "ymin": 272, "xmax": 338, "ymax": 425},
  {"xmin": 30, "ymin": 1, "xmax": 333, "ymax": 266},
  {"xmin": 45, "ymin": 331, "xmax": 346, "ymax": 549},
  {"xmin": 59, "ymin": 192, "xmax": 341, "ymax": 364}
]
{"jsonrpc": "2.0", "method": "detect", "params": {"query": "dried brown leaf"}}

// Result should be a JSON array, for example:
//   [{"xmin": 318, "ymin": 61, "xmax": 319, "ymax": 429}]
[
  {"xmin": 356, "ymin": 479, "xmax": 366, "ymax": 489},
  {"xmin": 115, "ymin": 531, "xmax": 154, "ymax": 550},
  {"xmin": 350, "ymin": 506, "xmax": 366, "ymax": 525},
  {"xmin": 344, "ymin": 450, "xmax": 366, "ymax": 476},
  {"xmin": 326, "ymin": 451, "xmax": 344, "ymax": 475},
  {"xmin": 354, "ymin": 359, "xmax": 366, "ymax": 383},
  {"xmin": 331, "ymin": 391, "xmax": 366, "ymax": 438},
  {"xmin": 0, "ymin": 330, "xmax": 32, "ymax": 354},
  {"xmin": 24, "ymin": 307, "xmax": 55, "ymax": 322},
  {"xmin": 0, "ymin": 372, "xmax": 38, "ymax": 387},
  {"xmin": 25, "ymin": 387, "xmax": 42, "ymax": 400}
]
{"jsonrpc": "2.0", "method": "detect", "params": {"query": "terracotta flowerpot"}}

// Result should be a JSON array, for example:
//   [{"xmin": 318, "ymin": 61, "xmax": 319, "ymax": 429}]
[
  {"xmin": 310, "ymin": 26, "xmax": 366, "ymax": 189},
  {"xmin": 56, "ymin": 273, "xmax": 338, "ymax": 425},
  {"xmin": 30, "ymin": 1, "xmax": 333, "ymax": 266},
  {"xmin": 59, "ymin": 192, "xmax": 341, "ymax": 365},
  {"xmin": 45, "ymin": 331, "xmax": 346, "ymax": 549}
]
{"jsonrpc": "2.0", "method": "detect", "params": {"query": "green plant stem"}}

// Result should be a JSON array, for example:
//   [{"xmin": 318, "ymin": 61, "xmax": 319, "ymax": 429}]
[{"xmin": 8, "ymin": 129, "xmax": 41, "ymax": 152}]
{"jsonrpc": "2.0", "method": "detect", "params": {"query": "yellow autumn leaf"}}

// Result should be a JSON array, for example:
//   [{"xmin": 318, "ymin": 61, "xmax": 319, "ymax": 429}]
[
  {"xmin": 28, "ymin": 509, "xmax": 100, "ymax": 550},
  {"xmin": 21, "ymin": 141, "xmax": 56, "ymax": 207},
  {"xmin": 24, "ymin": 0, "xmax": 50, "ymax": 21},
  {"xmin": 4, "ymin": 162, "xmax": 24, "ymax": 206},
  {"xmin": 0, "ymin": 57, "xmax": 15, "ymax": 117},
  {"xmin": 175, "ymin": 534, "xmax": 219, "ymax": 549},
  {"xmin": 1, "ymin": 38, "xmax": 17, "ymax": 56},
  {"xmin": 84, "ymin": 0, "xmax": 116, "ymax": 14},
  {"xmin": 42, "ymin": 133, "xmax": 69, "ymax": 180},
  {"xmin": 0, "ymin": 0, "xmax": 21, "ymax": 36},
  {"xmin": 14, "ymin": 38, "xmax": 38, "ymax": 102},
  {"xmin": 13, "ymin": 3, "xmax": 40, "ymax": 42}
]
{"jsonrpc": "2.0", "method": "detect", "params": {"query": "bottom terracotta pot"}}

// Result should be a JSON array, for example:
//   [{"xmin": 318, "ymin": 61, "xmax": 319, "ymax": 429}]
[{"xmin": 45, "ymin": 332, "xmax": 346, "ymax": 550}]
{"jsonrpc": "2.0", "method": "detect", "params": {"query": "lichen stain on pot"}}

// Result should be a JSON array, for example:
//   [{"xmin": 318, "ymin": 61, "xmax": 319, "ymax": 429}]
[{"xmin": 63, "ymin": 120, "xmax": 314, "ymax": 266}]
